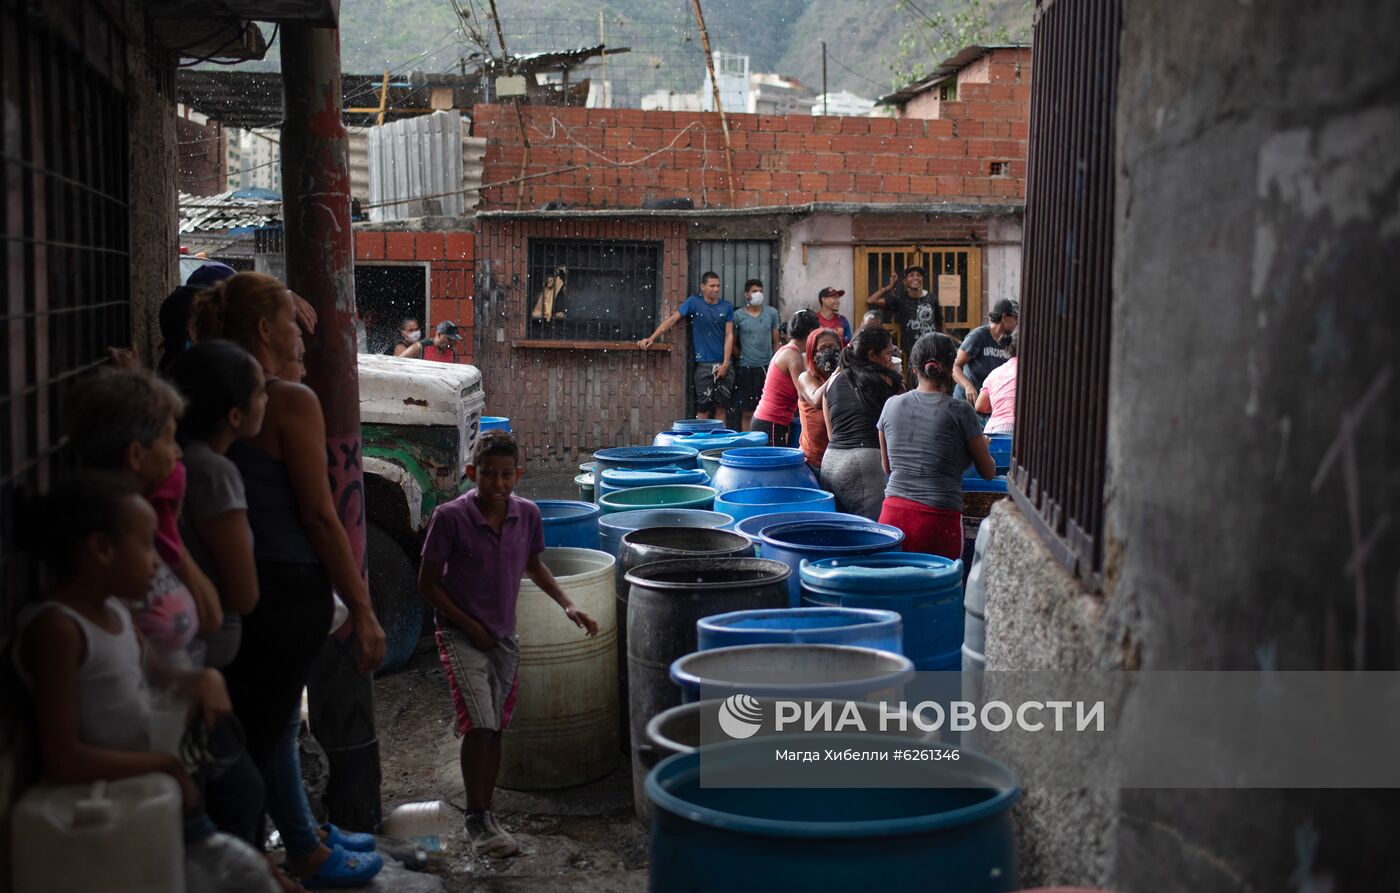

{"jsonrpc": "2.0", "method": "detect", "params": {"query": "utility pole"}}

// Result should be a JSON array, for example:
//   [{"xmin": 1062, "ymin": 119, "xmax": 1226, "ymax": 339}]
[
  {"xmin": 598, "ymin": 10, "xmax": 608, "ymax": 109},
  {"xmin": 821, "ymin": 41, "xmax": 828, "ymax": 115},
  {"xmin": 280, "ymin": 25, "xmax": 381, "ymax": 830},
  {"xmin": 486, "ymin": 0, "xmax": 532, "ymax": 210},
  {"xmin": 690, "ymin": 0, "xmax": 738, "ymax": 207}
]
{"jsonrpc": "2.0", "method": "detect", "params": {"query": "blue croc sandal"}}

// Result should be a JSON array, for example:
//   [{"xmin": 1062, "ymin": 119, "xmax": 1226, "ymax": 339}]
[
  {"xmin": 300, "ymin": 844, "xmax": 384, "ymax": 889},
  {"xmin": 321, "ymin": 823, "xmax": 376, "ymax": 853}
]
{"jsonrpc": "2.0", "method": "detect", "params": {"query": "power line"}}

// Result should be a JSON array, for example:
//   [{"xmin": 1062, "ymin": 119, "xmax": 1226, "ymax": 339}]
[
  {"xmin": 824, "ymin": 49, "xmax": 889, "ymax": 93},
  {"xmin": 340, "ymin": 32, "xmax": 468, "ymax": 106}
]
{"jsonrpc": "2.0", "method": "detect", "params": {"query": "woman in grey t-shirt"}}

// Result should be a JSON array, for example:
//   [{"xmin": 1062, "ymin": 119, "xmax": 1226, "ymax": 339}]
[
  {"xmin": 169, "ymin": 340, "xmax": 268, "ymax": 669},
  {"xmin": 877, "ymin": 332, "xmax": 997, "ymax": 559}
]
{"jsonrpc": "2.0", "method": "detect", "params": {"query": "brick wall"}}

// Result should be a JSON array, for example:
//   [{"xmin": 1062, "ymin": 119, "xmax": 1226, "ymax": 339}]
[
  {"xmin": 353, "ymin": 228, "xmax": 477, "ymax": 365},
  {"xmin": 177, "ymin": 115, "xmax": 225, "ymax": 196},
  {"xmin": 895, "ymin": 48, "xmax": 1032, "ymax": 199},
  {"xmin": 473, "ymin": 98, "xmax": 1028, "ymax": 210},
  {"xmin": 473, "ymin": 217, "xmax": 691, "ymax": 467}
]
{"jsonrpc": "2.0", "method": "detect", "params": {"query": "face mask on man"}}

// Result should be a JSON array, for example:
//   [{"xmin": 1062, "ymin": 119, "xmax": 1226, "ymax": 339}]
[
  {"xmin": 406, "ymin": 330, "xmax": 422, "ymax": 343},
  {"xmin": 748, "ymin": 291, "xmax": 765, "ymax": 306}
]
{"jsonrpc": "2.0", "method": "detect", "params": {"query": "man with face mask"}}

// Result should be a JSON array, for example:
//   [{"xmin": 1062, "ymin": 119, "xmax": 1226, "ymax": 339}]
[{"xmin": 731, "ymin": 278, "xmax": 781, "ymax": 431}]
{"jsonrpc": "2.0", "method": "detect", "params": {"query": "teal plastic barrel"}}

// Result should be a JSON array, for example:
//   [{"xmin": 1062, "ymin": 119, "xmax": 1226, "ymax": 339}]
[
  {"xmin": 598, "ymin": 484, "xmax": 717, "ymax": 516},
  {"xmin": 598, "ymin": 466, "xmax": 710, "ymax": 498},
  {"xmin": 696, "ymin": 607, "xmax": 902, "ymax": 655},
  {"xmin": 759, "ymin": 520, "xmax": 905, "ymax": 606},
  {"xmin": 647, "ymin": 736, "xmax": 1020, "ymax": 893},
  {"xmin": 596, "ymin": 508, "xmax": 734, "ymax": 557},
  {"xmin": 591, "ymin": 447, "xmax": 701, "ymax": 502},
  {"xmin": 800, "ymin": 553, "xmax": 964, "ymax": 671},
  {"xmin": 698, "ymin": 448, "xmax": 732, "ymax": 480},
  {"xmin": 714, "ymin": 487, "xmax": 836, "ymax": 522}
]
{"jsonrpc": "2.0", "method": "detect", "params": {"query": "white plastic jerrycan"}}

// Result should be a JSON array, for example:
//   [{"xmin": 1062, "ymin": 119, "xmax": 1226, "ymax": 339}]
[{"xmin": 12, "ymin": 774, "xmax": 184, "ymax": 893}]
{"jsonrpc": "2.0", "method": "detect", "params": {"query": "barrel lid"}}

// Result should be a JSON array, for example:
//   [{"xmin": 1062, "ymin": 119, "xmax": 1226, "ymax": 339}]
[
  {"xmin": 698, "ymin": 606, "xmax": 902, "ymax": 634},
  {"xmin": 594, "ymin": 445, "xmax": 701, "ymax": 462},
  {"xmin": 799, "ymin": 553, "xmax": 963, "ymax": 590},
  {"xmin": 962, "ymin": 474, "xmax": 1010, "ymax": 492},
  {"xmin": 620, "ymin": 526, "xmax": 753, "ymax": 553},
  {"xmin": 734, "ymin": 511, "xmax": 873, "ymax": 540},
  {"xmin": 718, "ymin": 446, "xmax": 807, "ymax": 469}
]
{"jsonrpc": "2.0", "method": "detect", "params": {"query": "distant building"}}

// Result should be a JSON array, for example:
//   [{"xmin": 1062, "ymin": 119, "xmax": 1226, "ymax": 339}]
[
  {"xmin": 878, "ymin": 45, "xmax": 1031, "ymax": 120},
  {"xmin": 811, "ymin": 90, "xmax": 877, "ymax": 117},
  {"xmin": 646, "ymin": 53, "xmax": 816, "ymax": 116}
]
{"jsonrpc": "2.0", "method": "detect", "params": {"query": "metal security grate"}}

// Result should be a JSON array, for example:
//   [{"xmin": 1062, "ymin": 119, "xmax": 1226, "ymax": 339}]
[
  {"xmin": 1010, "ymin": 0, "xmax": 1121, "ymax": 584},
  {"xmin": 1, "ymin": 1, "xmax": 131, "ymax": 630},
  {"xmin": 525, "ymin": 239, "xmax": 661, "ymax": 342}
]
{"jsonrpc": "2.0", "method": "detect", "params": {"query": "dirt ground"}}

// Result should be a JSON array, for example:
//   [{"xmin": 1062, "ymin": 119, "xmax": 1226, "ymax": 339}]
[{"xmin": 373, "ymin": 465, "xmax": 649, "ymax": 892}]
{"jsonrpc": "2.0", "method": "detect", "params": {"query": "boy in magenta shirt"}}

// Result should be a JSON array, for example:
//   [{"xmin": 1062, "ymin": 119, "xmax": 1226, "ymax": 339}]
[{"xmin": 419, "ymin": 431, "xmax": 598, "ymax": 858}]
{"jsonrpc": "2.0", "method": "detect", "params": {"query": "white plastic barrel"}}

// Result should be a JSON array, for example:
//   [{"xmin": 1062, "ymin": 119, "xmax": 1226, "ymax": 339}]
[
  {"xmin": 13, "ymin": 775, "xmax": 185, "ymax": 893},
  {"xmin": 499, "ymin": 547, "xmax": 620, "ymax": 790}
]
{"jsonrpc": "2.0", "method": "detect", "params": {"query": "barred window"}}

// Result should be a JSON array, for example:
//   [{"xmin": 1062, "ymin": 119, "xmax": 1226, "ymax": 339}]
[
  {"xmin": 1011, "ymin": 0, "xmax": 1121, "ymax": 585},
  {"xmin": 525, "ymin": 239, "xmax": 661, "ymax": 343}
]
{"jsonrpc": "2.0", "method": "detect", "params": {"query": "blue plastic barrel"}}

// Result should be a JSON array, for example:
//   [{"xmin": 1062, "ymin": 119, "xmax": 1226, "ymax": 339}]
[
  {"xmin": 669, "ymin": 418, "xmax": 726, "ymax": 434},
  {"xmin": 714, "ymin": 487, "xmax": 835, "ymax": 522},
  {"xmin": 655, "ymin": 427, "xmax": 737, "ymax": 447},
  {"xmin": 591, "ymin": 446, "xmax": 701, "ymax": 503},
  {"xmin": 660, "ymin": 430, "xmax": 769, "ymax": 453},
  {"xmin": 696, "ymin": 607, "xmax": 902, "ymax": 654},
  {"xmin": 597, "ymin": 508, "xmax": 734, "ymax": 557},
  {"xmin": 647, "ymin": 736, "xmax": 1020, "ymax": 892},
  {"xmin": 966, "ymin": 434, "xmax": 1012, "ymax": 478},
  {"xmin": 668, "ymin": 643, "xmax": 915, "ymax": 703},
  {"xmin": 479, "ymin": 416, "xmax": 511, "ymax": 433},
  {"xmin": 800, "ymin": 553, "xmax": 965, "ymax": 670},
  {"xmin": 732, "ymin": 510, "xmax": 875, "ymax": 554},
  {"xmin": 711, "ymin": 447, "xmax": 820, "ymax": 494},
  {"xmin": 963, "ymin": 475, "xmax": 1010, "ymax": 493},
  {"xmin": 536, "ymin": 499, "xmax": 601, "ymax": 549},
  {"xmin": 598, "ymin": 466, "xmax": 710, "ymax": 498},
  {"xmin": 759, "ymin": 519, "xmax": 905, "ymax": 606}
]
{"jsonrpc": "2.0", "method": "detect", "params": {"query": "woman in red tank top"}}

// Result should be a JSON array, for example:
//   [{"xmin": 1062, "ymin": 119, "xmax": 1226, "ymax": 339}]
[
  {"xmin": 752, "ymin": 311, "xmax": 821, "ymax": 446},
  {"xmin": 798, "ymin": 328, "xmax": 843, "ymax": 469}
]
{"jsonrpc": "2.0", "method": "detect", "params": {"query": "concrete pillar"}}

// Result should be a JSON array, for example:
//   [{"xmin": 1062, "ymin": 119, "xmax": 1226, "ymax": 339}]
[{"xmin": 279, "ymin": 24, "xmax": 381, "ymax": 831}]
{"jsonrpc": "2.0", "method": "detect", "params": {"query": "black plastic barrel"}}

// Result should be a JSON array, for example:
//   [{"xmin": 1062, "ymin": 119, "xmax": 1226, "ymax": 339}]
[
  {"xmin": 613, "ymin": 528, "xmax": 755, "ymax": 753},
  {"xmin": 624, "ymin": 557, "xmax": 790, "ymax": 820}
]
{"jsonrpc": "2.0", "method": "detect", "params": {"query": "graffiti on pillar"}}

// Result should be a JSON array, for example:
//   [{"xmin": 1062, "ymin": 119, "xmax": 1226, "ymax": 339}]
[{"xmin": 326, "ymin": 434, "xmax": 367, "ymax": 574}]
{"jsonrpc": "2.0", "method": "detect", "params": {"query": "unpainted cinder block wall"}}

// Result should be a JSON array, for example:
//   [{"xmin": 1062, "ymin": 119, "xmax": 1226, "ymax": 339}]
[{"xmin": 982, "ymin": 0, "xmax": 1400, "ymax": 889}]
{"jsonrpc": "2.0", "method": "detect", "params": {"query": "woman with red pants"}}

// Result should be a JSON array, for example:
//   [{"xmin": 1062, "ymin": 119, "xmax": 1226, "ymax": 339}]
[{"xmin": 876, "ymin": 332, "xmax": 997, "ymax": 559}]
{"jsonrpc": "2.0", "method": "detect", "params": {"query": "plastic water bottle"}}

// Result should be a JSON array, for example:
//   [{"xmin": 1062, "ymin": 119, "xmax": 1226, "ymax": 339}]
[{"xmin": 383, "ymin": 800, "xmax": 451, "ymax": 852}]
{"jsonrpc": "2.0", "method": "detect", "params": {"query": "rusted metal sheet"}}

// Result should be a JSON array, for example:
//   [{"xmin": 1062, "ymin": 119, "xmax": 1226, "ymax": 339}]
[{"xmin": 1011, "ymin": 0, "xmax": 1120, "ymax": 583}]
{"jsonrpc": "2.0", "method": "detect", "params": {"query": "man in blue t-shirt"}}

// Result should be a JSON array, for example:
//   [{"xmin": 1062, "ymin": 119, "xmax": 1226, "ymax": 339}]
[{"xmin": 639, "ymin": 271, "xmax": 736, "ymax": 419}]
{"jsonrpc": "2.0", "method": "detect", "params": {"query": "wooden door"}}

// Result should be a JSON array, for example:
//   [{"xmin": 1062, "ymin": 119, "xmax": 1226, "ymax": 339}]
[{"xmin": 853, "ymin": 246, "xmax": 983, "ymax": 341}]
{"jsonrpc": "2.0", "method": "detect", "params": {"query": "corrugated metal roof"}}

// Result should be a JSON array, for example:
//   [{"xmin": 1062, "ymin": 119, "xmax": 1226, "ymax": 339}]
[{"xmin": 179, "ymin": 190, "xmax": 281, "ymax": 233}]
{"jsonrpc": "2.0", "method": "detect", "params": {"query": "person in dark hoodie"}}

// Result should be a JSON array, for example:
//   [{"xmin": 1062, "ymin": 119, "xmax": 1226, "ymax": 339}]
[{"xmin": 157, "ymin": 262, "xmax": 238, "ymax": 373}]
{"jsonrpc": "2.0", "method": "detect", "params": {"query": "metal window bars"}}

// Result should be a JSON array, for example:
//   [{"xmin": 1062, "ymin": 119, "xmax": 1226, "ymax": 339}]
[
  {"xmin": 525, "ymin": 239, "xmax": 661, "ymax": 343},
  {"xmin": 1, "ymin": 1, "xmax": 131, "ymax": 631},
  {"xmin": 1010, "ymin": 0, "xmax": 1121, "ymax": 585}
]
